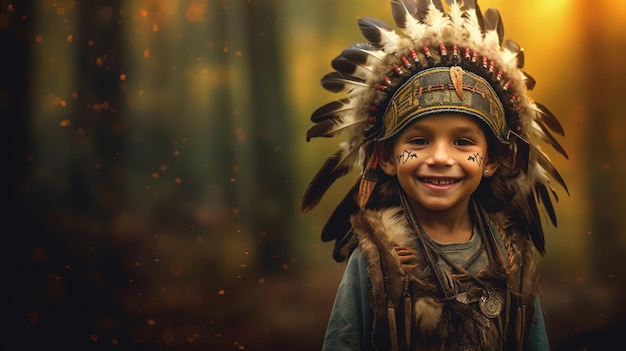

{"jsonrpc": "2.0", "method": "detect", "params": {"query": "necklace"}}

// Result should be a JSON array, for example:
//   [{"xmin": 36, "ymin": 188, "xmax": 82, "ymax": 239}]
[
  {"xmin": 422, "ymin": 234, "xmax": 485, "ymax": 275},
  {"xmin": 398, "ymin": 189, "xmax": 508, "ymax": 320}
]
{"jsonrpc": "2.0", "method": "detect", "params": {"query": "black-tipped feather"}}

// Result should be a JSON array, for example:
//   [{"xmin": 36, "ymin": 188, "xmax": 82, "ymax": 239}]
[
  {"xmin": 321, "ymin": 72, "xmax": 369, "ymax": 93},
  {"xmin": 503, "ymin": 39, "xmax": 524, "ymax": 68},
  {"xmin": 528, "ymin": 201, "xmax": 546, "ymax": 254},
  {"xmin": 535, "ymin": 183, "xmax": 557, "ymax": 226},
  {"xmin": 532, "ymin": 103, "xmax": 565, "ymax": 136},
  {"xmin": 321, "ymin": 180, "xmax": 360, "ymax": 243},
  {"xmin": 475, "ymin": 2, "xmax": 485, "ymax": 32},
  {"xmin": 483, "ymin": 8, "xmax": 504, "ymax": 45},
  {"xmin": 322, "ymin": 181, "xmax": 361, "ymax": 262},
  {"xmin": 391, "ymin": 0, "xmax": 419, "ymax": 28},
  {"xmin": 523, "ymin": 71, "xmax": 537, "ymax": 90},
  {"xmin": 416, "ymin": 0, "xmax": 435, "ymax": 20},
  {"xmin": 459, "ymin": 0, "xmax": 476, "ymax": 11},
  {"xmin": 340, "ymin": 43, "xmax": 387, "ymax": 65},
  {"xmin": 301, "ymin": 141, "xmax": 368, "ymax": 213},
  {"xmin": 301, "ymin": 150, "xmax": 352, "ymax": 213},
  {"xmin": 310, "ymin": 98, "xmax": 356, "ymax": 123},
  {"xmin": 536, "ymin": 152, "xmax": 570, "ymax": 196},
  {"xmin": 332, "ymin": 56, "xmax": 364, "ymax": 75},
  {"xmin": 358, "ymin": 17, "xmax": 399, "ymax": 51},
  {"xmin": 522, "ymin": 190, "xmax": 545, "ymax": 254},
  {"xmin": 534, "ymin": 122, "xmax": 569, "ymax": 160},
  {"xmin": 391, "ymin": 0, "xmax": 428, "ymax": 39},
  {"xmin": 306, "ymin": 115, "xmax": 365, "ymax": 141}
]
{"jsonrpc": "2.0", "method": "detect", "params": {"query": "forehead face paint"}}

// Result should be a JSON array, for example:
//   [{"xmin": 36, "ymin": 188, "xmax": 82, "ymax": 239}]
[
  {"xmin": 467, "ymin": 152, "xmax": 483, "ymax": 167},
  {"xmin": 397, "ymin": 149, "xmax": 418, "ymax": 164}
]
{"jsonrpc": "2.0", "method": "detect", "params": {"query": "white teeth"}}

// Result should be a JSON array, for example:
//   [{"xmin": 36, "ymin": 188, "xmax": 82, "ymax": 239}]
[{"xmin": 424, "ymin": 178, "xmax": 454, "ymax": 185}]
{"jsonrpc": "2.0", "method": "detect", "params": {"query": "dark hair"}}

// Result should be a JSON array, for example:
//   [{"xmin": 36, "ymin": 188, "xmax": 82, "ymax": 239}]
[
  {"xmin": 474, "ymin": 132, "xmax": 521, "ymax": 214},
  {"xmin": 366, "ymin": 137, "xmax": 401, "ymax": 210}
]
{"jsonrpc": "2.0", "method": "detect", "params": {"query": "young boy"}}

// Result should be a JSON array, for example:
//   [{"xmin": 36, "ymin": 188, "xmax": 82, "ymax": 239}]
[{"xmin": 302, "ymin": 1, "xmax": 568, "ymax": 350}]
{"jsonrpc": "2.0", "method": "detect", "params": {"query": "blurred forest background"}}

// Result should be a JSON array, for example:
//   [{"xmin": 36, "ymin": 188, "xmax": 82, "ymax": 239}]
[{"xmin": 5, "ymin": 0, "xmax": 626, "ymax": 350}]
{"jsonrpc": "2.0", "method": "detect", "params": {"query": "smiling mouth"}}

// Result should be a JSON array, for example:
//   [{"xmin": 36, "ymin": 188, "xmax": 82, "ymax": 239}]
[{"xmin": 420, "ymin": 178, "xmax": 459, "ymax": 185}]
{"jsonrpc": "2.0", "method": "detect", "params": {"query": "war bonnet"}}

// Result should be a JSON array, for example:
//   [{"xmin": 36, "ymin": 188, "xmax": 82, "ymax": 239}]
[{"xmin": 301, "ymin": 0, "xmax": 569, "ymax": 259}]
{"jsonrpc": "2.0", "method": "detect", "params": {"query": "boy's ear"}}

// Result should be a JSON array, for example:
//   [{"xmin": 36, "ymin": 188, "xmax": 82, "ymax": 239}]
[
  {"xmin": 483, "ymin": 157, "xmax": 499, "ymax": 178},
  {"xmin": 375, "ymin": 142, "xmax": 397, "ymax": 176}
]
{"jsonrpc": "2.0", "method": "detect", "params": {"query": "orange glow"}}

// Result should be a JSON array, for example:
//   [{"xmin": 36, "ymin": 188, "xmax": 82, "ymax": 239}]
[{"xmin": 186, "ymin": 3, "xmax": 206, "ymax": 23}]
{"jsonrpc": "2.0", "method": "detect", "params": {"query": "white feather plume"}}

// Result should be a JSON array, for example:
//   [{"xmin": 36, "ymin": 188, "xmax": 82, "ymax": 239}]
[{"xmin": 424, "ymin": 2, "xmax": 450, "ymax": 39}]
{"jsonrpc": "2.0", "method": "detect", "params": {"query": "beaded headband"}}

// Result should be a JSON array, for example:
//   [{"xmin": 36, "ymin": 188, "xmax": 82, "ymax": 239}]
[
  {"xmin": 302, "ymin": 0, "xmax": 569, "ymax": 255},
  {"xmin": 379, "ymin": 66, "xmax": 507, "ymax": 141}
]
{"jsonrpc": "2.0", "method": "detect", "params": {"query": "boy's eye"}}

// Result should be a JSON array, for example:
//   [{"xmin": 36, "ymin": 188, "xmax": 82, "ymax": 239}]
[
  {"xmin": 408, "ymin": 137, "xmax": 428, "ymax": 145},
  {"xmin": 454, "ymin": 138, "xmax": 474, "ymax": 146}
]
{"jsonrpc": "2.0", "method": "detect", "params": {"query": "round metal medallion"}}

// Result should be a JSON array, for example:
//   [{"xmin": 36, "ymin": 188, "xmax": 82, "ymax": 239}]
[{"xmin": 479, "ymin": 290, "xmax": 503, "ymax": 318}]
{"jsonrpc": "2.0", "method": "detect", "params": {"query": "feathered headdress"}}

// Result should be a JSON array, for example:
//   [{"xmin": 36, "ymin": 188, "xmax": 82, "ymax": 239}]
[{"xmin": 302, "ymin": 0, "xmax": 568, "ymax": 261}]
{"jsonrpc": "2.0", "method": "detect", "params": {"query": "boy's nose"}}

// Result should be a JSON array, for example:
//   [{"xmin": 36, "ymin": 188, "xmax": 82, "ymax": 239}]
[{"xmin": 429, "ymin": 142, "xmax": 454, "ymax": 165}]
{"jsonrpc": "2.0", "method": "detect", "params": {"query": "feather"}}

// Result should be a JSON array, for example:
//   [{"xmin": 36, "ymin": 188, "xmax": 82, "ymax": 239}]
[
  {"xmin": 424, "ymin": 0, "xmax": 450, "ymax": 38},
  {"xmin": 510, "ymin": 181, "xmax": 546, "ymax": 254},
  {"xmin": 301, "ymin": 141, "xmax": 365, "ymax": 213},
  {"xmin": 535, "ymin": 182, "xmax": 557, "ymax": 226},
  {"xmin": 535, "ymin": 150, "xmax": 570, "ymax": 196},
  {"xmin": 482, "ymin": 8, "xmax": 504, "ymax": 46},
  {"xmin": 459, "ymin": 0, "xmax": 476, "ymax": 10},
  {"xmin": 474, "ymin": 2, "xmax": 486, "ymax": 34},
  {"xmin": 522, "ymin": 71, "xmax": 536, "ymax": 90},
  {"xmin": 416, "ymin": 0, "xmax": 436, "ymax": 20},
  {"xmin": 510, "ymin": 131, "xmax": 530, "ymax": 173},
  {"xmin": 321, "ymin": 71, "xmax": 370, "ymax": 94},
  {"xmin": 306, "ymin": 114, "xmax": 367, "ymax": 141},
  {"xmin": 321, "ymin": 188, "xmax": 358, "ymax": 242},
  {"xmin": 340, "ymin": 43, "xmax": 389, "ymax": 68},
  {"xmin": 331, "ymin": 55, "xmax": 381, "ymax": 81},
  {"xmin": 425, "ymin": 0, "xmax": 445, "ymax": 12},
  {"xmin": 530, "ymin": 103, "xmax": 565, "ymax": 136},
  {"xmin": 443, "ymin": 0, "xmax": 463, "ymax": 35},
  {"xmin": 391, "ymin": 0, "xmax": 428, "ymax": 40},
  {"xmin": 358, "ymin": 17, "xmax": 402, "ymax": 53},
  {"xmin": 331, "ymin": 56, "xmax": 367, "ymax": 76},
  {"xmin": 321, "ymin": 181, "xmax": 360, "ymax": 261},
  {"xmin": 462, "ymin": 0, "xmax": 483, "ymax": 44},
  {"xmin": 530, "ymin": 121, "xmax": 568, "ymax": 159},
  {"xmin": 502, "ymin": 39, "xmax": 524, "ymax": 68},
  {"xmin": 311, "ymin": 98, "xmax": 358, "ymax": 123},
  {"xmin": 526, "ymin": 192, "xmax": 546, "ymax": 254}
]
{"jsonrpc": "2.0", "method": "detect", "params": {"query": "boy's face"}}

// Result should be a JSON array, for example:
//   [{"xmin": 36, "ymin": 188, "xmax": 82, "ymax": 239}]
[{"xmin": 379, "ymin": 112, "xmax": 498, "ymax": 214}]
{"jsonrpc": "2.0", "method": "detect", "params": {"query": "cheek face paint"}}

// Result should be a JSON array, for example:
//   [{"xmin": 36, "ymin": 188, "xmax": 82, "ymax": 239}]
[
  {"xmin": 467, "ymin": 152, "xmax": 483, "ymax": 167},
  {"xmin": 397, "ymin": 149, "xmax": 418, "ymax": 164}
]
